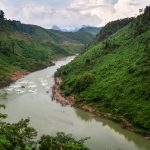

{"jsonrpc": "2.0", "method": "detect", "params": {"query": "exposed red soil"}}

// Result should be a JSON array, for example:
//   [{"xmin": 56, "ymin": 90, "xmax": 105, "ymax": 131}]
[{"xmin": 11, "ymin": 70, "xmax": 29, "ymax": 81}]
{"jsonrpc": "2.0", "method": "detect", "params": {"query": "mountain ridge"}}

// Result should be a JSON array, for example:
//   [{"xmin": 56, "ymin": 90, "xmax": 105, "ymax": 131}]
[{"xmin": 0, "ymin": 12, "xmax": 99, "ymax": 88}]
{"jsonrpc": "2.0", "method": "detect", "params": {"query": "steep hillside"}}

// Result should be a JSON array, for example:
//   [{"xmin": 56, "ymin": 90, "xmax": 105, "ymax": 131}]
[
  {"xmin": 56, "ymin": 6, "xmax": 150, "ymax": 135},
  {"xmin": 0, "ymin": 10, "xmax": 98, "ymax": 88},
  {"xmin": 12, "ymin": 21, "xmax": 96, "ymax": 53},
  {"xmin": 96, "ymin": 17, "xmax": 134, "ymax": 42},
  {"xmin": 0, "ymin": 19, "xmax": 62, "ymax": 88}
]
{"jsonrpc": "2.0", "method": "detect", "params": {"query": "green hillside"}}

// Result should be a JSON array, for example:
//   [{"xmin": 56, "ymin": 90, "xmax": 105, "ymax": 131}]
[
  {"xmin": 13, "ymin": 21, "xmax": 96, "ymax": 53},
  {"xmin": 79, "ymin": 26, "xmax": 101, "ymax": 35},
  {"xmin": 0, "ymin": 10, "xmax": 98, "ymax": 88},
  {"xmin": 96, "ymin": 17, "xmax": 134, "ymax": 42},
  {"xmin": 0, "ymin": 20, "xmax": 60, "ymax": 88},
  {"xmin": 57, "ymin": 6, "xmax": 150, "ymax": 135}
]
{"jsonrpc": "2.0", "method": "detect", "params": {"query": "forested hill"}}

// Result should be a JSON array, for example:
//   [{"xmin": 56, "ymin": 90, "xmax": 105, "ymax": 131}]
[
  {"xmin": 57, "ymin": 6, "xmax": 150, "ymax": 135},
  {"xmin": 12, "ymin": 21, "xmax": 97, "ymax": 53},
  {"xmin": 95, "ymin": 17, "xmax": 134, "ymax": 42},
  {"xmin": 0, "ymin": 11, "xmax": 98, "ymax": 88}
]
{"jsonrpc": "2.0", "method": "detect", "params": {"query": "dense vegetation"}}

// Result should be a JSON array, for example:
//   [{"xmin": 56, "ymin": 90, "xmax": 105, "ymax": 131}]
[
  {"xmin": 96, "ymin": 17, "xmax": 134, "ymax": 42},
  {"xmin": 12, "ymin": 21, "xmax": 97, "ymax": 53},
  {"xmin": 57, "ymin": 6, "xmax": 150, "ymax": 135},
  {"xmin": 0, "ymin": 105, "xmax": 89, "ymax": 150},
  {"xmin": 0, "ymin": 19, "xmax": 57, "ymax": 88},
  {"xmin": 0, "ymin": 11, "xmax": 98, "ymax": 88}
]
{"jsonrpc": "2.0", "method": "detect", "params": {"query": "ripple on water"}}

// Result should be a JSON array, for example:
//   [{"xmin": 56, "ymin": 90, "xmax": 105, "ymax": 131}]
[
  {"xmin": 5, "ymin": 87, "xmax": 13, "ymax": 92},
  {"xmin": 28, "ymin": 89, "xmax": 37, "ymax": 94},
  {"xmin": 28, "ymin": 82, "xmax": 37, "ymax": 88},
  {"xmin": 39, "ymin": 78, "xmax": 48, "ymax": 87},
  {"xmin": 14, "ymin": 89, "xmax": 25, "ymax": 94}
]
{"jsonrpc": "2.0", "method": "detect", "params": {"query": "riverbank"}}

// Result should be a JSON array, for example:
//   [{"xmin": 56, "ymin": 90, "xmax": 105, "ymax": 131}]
[
  {"xmin": 0, "ymin": 61, "xmax": 56, "ymax": 89},
  {"xmin": 11, "ymin": 70, "xmax": 29, "ymax": 81},
  {"xmin": 0, "ymin": 69, "xmax": 30, "ymax": 89},
  {"xmin": 52, "ymin": 76, "xmax": 150, "ymax": 139}
]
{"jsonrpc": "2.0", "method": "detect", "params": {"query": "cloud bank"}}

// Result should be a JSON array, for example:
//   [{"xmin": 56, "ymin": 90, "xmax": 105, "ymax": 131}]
[{"xmin": 0, "ymin": 0, "xmax": 149, "ymax": 29}]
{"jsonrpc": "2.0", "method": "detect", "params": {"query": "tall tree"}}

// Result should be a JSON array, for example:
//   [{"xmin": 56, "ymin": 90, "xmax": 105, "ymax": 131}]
[{"xmin": 0, "ymin": 10, "xmax": 4, "ymax": 20}]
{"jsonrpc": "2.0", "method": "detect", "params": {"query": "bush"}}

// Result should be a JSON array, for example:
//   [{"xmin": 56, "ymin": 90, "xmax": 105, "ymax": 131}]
[
  {"xmin": 0, "ymin": 105, "xmax": 90, "ymax": 150},
  {"xmin": 39, "ymin": 132, "xmax": 89, "ymax": 150},
  {"xmin": 73, "ymin": 72, "xmax": 95, "ymax": 93}
]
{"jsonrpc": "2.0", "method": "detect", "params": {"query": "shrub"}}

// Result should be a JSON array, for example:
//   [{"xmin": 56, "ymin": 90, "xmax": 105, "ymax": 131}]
[
  {"xmin": 73, "ymin": 72, "xmax": 95, "ymax": 93},
  {"xmin": 0, "ymin": 105, "xmax": 90, "ymax": 150},
  {"xmin": 39, "ymin": 132, "xmax": 89, "ymax": 150}
]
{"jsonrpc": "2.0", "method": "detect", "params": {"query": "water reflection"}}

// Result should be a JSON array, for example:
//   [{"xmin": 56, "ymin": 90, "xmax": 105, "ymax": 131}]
[{"xmin": 74, "ymin": 108, "xmax": 150, "ymax": 150}]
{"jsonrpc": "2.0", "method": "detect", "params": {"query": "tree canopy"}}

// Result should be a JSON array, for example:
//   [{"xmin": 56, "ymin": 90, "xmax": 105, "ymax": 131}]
[
  {"xmin": 0, "ymin": 10, "xmax": 4, "ymax": 20},
  {"xmin": 0, "ymin": 105, "xmax": 90, "ymax": 150}
]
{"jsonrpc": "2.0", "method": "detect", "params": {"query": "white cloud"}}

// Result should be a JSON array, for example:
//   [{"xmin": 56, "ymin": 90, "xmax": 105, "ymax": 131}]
[
  {"xmin": 19, "ymin": 3, "xmax": 100, "ymax": 28},
  {"xmin": 0, "ymin": 0, "xmax": 150, "ymax": 28}
]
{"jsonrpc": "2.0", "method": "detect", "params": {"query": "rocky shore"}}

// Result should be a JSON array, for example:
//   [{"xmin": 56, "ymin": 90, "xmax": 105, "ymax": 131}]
[
  {"xmin": 0, "ymin": 70, "xmax": 29, "ymax": 89},
  {"xmin": 52, "ymin": 77, "xmax": 74, "ymax": 106}
]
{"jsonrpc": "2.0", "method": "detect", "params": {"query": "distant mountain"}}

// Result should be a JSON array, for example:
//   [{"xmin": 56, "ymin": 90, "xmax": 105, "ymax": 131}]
[
  {"xmin": 61, "ymin": 27, "xmax": 79, "ymax": 32},
  {"xmin": 13, "ymin": 21, "xmax": 96, "ymax": 53},
  {"xmin": 79, "ymin": 26, "xmax": 101, "ymax": 35},
  {"xmin": 51, "ymin": 25, "xmax": 101, "ymax": 34},
  {"xmin": 51, "ymin": 25, "xmax": 61, "ymax": 31}
]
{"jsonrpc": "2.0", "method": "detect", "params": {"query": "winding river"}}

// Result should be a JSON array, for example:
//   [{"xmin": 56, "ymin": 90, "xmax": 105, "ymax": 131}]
[{"xmin": 0, "ymin": 56, "xmax": 150, "ymax": 150}]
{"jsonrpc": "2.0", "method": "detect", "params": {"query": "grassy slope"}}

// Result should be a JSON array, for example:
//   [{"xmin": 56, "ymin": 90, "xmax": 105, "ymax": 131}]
[
  {"xmin": 57, "ymin": 9, "xmax": 150, "ymax": 134},
  {"xmin": 13, "ymin": 21, "xmax": 96, "ymax": 53}
]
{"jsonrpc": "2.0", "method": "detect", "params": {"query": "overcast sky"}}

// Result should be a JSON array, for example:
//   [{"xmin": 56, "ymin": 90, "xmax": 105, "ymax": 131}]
[{"xmin": 0, "ymin": 0, "xmax": 149, "ymax": 29}]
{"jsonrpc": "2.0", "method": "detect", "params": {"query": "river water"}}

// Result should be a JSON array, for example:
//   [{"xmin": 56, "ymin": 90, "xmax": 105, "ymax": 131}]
[{"xmin": 0, "ymin": 56, "xmax": 149, "ymax": 150}]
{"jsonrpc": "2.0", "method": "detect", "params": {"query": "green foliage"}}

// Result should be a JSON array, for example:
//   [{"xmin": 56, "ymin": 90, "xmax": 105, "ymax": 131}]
[
  {"xmin": 0, "ymin": 10, "xmax": 4, "ymax": 20},
  {"xmin": 96, "ymin": 17, "xmax": 134, "ymax": 42},
  {"xmin": 12, "ymin": 20, "xmax": 96, "ymax": 53},
  {"xmin": 57, "ymin": 7, "xmax": 150, "ymax": 134},
  {"xmin": 60, "ymin": 72, "xmax": 95, "ymax": 95},
  {"xmin": 0, "ymin": 106, "xmax": 89, "ymax": 150},
  {"xmin": 39, "ymin": 132, "xmax": 89, "ymax": 150},
  {"xmin": 0, "ymin": 12, "xmax": 97, "ymax": 88},
  {"xmin": 132, "ymin": 6, "xmax": 150, "ymax": 37},
  {"xmin": 0, "ymin": 118, "xmax": 37, "ymax": 150}
]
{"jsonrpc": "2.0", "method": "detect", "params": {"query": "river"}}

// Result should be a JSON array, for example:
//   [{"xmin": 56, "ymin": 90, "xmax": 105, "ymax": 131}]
[{"xmin": 0, "ymin": 56, "xmax": 150, "ymax": 150}]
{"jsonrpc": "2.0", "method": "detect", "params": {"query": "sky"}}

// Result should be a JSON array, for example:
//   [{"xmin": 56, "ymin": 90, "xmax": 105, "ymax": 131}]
[{"xmin": 0, "ymin": 0, "xmax": 149, "ymax": 29}]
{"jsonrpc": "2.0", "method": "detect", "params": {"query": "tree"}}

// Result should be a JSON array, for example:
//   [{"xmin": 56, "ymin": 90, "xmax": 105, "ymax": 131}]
[
  {"xmin": 0, "ymin": 105, "xmax": 90, "ymax": 150},
  {"xmin": 0, "ymin": 10, "xmax": 4, "ymax": 20},
  {"xmin": 39, "ymin": 132, "xmax": 89, "ymax": 150},
  {"xmin": 144, "ymin": 6, "xmax": 150, "ymax": 14}
]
